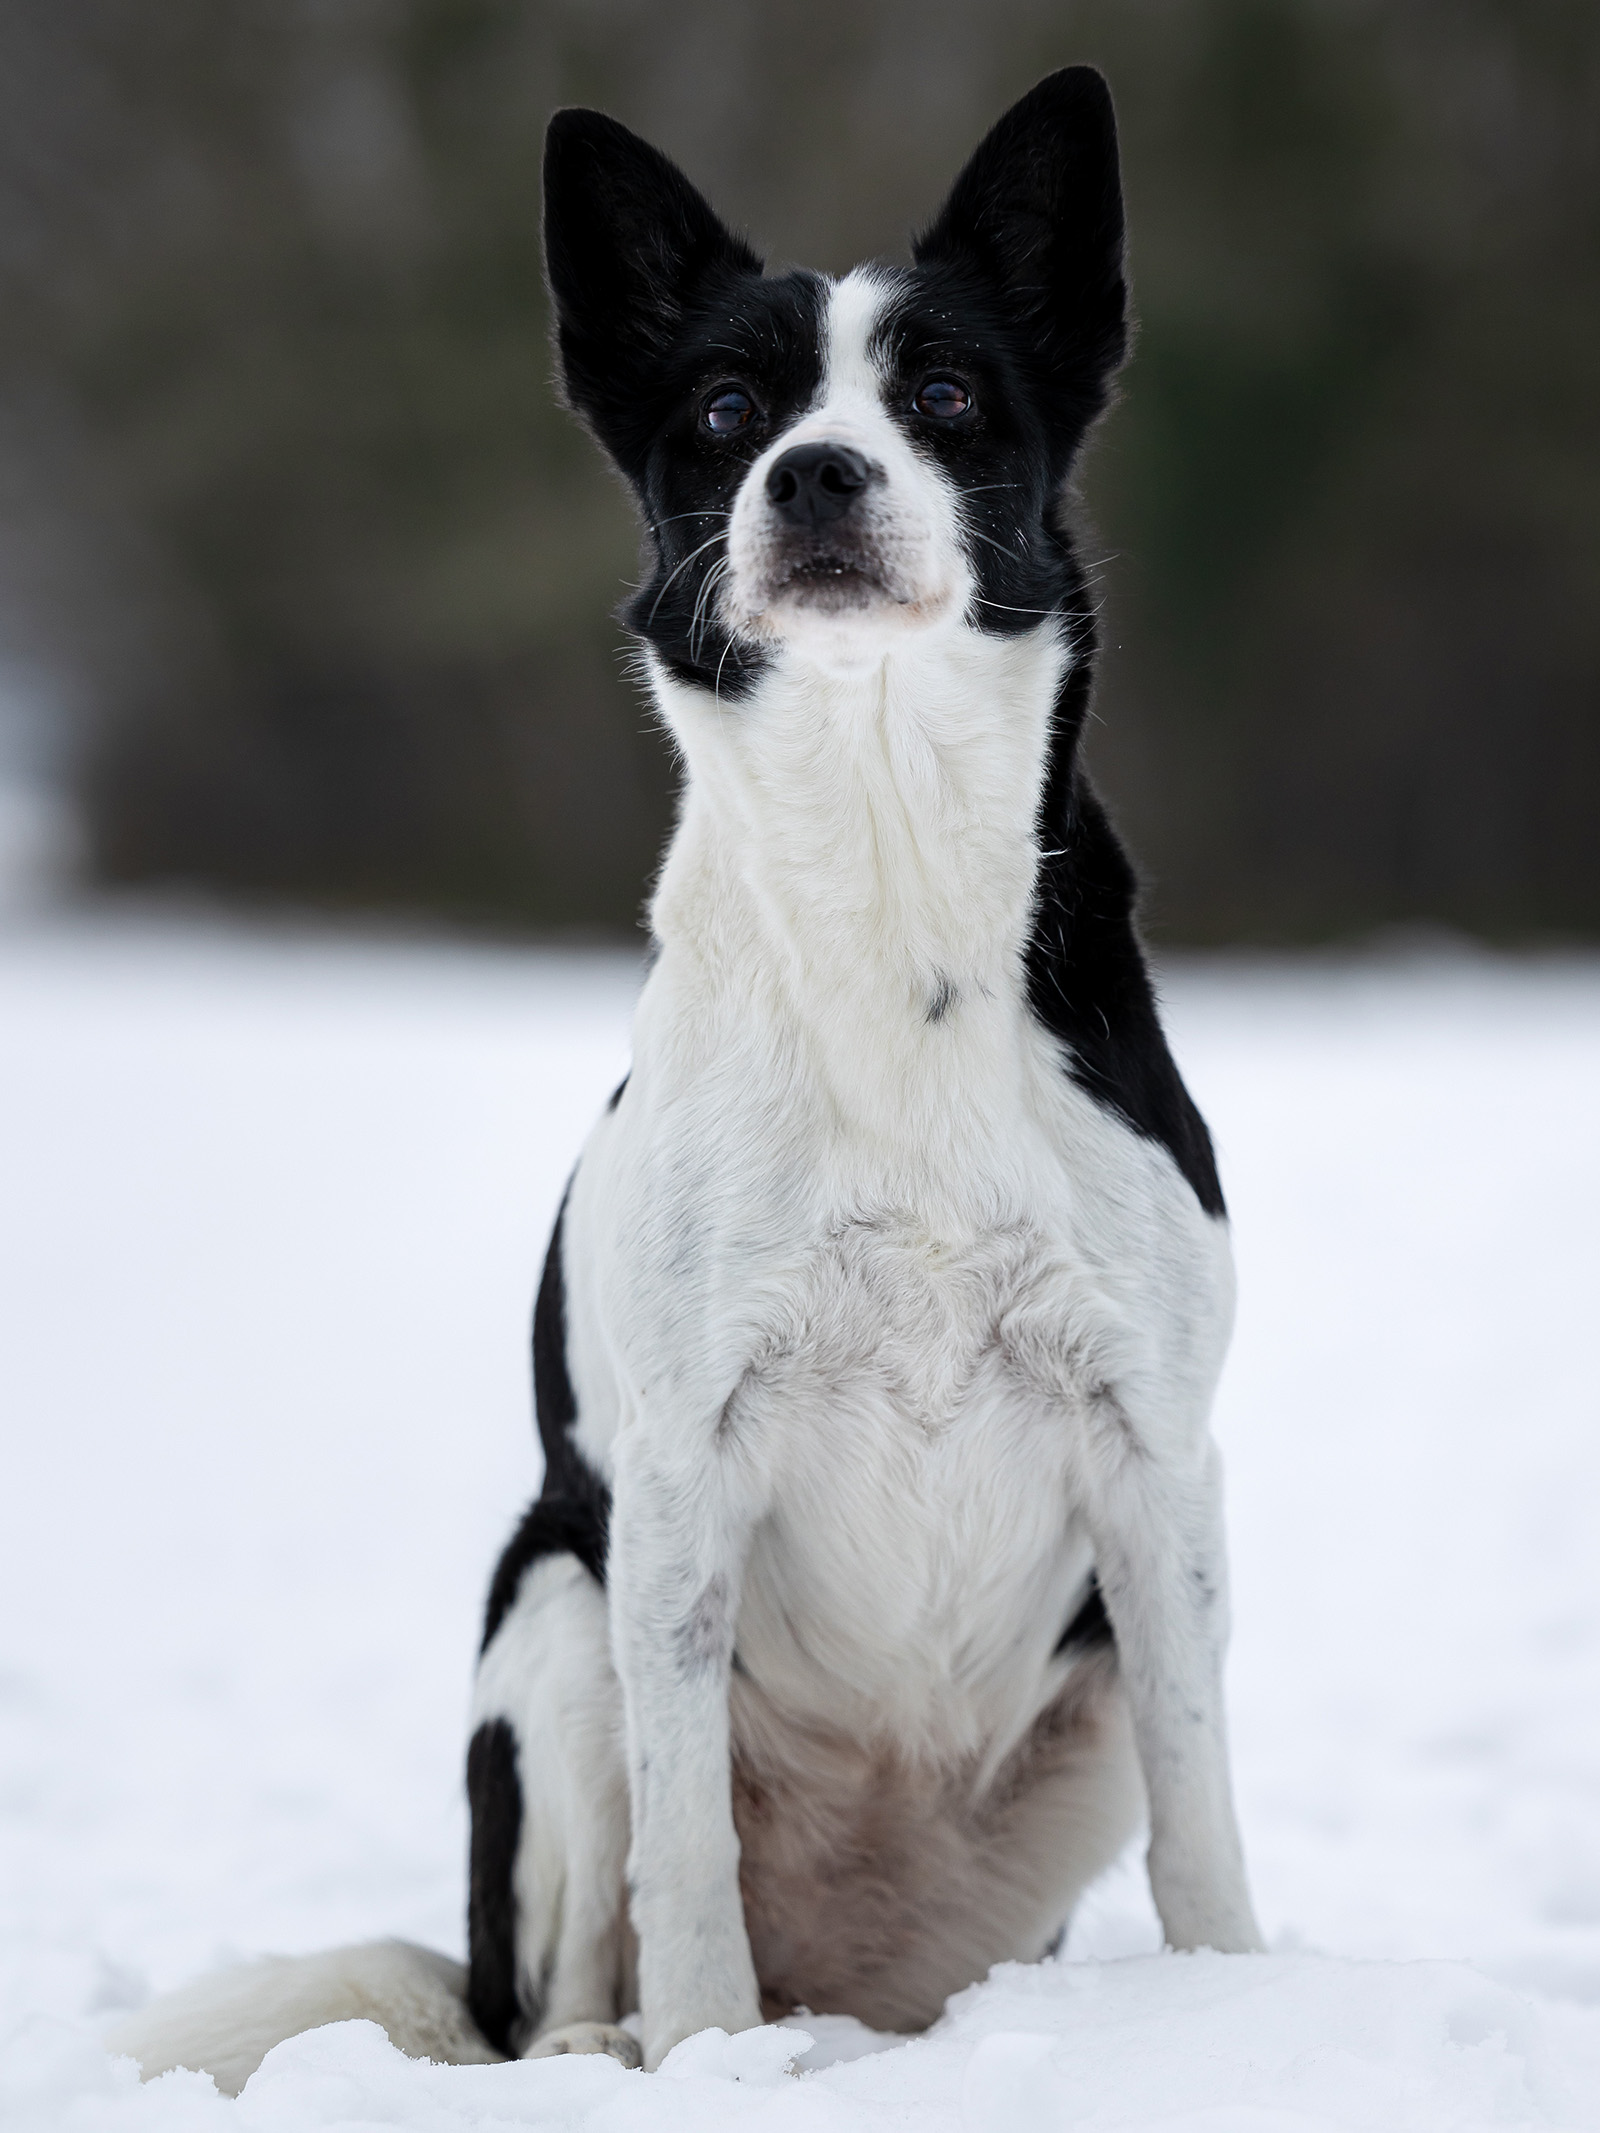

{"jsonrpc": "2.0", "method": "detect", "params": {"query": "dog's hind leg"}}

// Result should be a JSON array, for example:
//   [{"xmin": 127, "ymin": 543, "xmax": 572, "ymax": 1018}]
[{"xmin": 468, "ymin": 1543, "xmax": 638, "ymax": 2066}]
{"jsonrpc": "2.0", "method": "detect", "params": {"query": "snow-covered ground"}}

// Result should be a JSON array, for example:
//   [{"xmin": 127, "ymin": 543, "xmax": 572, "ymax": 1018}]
[{"xmin": 3, "ymin": 910, "xmax": 1599, "ymax": 2129}]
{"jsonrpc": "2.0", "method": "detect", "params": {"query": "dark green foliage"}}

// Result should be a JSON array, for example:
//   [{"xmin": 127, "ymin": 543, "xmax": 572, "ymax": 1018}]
[{"xmin": 0, "ymin": 0, "xmax": 1595, "ymax": 937}]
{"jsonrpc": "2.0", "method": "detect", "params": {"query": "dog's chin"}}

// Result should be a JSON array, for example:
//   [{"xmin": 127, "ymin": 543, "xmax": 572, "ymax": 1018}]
[
  {"xmin": 736, "ymin": 559, "xmax": 960, "ymax": 673},
  {"xmin": 774, "ymin": 557, "xmax": 892, "ymax": 615}
]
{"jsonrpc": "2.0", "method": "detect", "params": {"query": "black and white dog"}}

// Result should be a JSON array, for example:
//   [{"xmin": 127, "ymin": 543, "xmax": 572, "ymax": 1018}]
[{"xmin": 111, "ymin": 67, "xmax": 1261, "ymax": 2093}]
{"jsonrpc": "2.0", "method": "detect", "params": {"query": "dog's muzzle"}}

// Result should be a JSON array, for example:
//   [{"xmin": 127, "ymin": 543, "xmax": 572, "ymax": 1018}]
[{"xmin": 752, "ymin": 440, "xmax": 895, "ymax": 611}]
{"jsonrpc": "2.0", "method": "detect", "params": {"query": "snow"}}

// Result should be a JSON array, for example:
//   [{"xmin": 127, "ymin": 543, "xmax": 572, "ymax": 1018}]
[{"xmin": 3, "ymin": 910, "xmax": 1600, "ymax": 2129}]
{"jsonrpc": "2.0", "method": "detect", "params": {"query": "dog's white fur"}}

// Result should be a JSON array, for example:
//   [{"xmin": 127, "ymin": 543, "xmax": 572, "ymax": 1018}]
[{"xmin": 108, "ymin": 270, "xmax": 1259, "ymax": 2091}]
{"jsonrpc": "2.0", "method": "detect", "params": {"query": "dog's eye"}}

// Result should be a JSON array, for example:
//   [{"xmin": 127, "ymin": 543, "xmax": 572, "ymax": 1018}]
[
  {"xmin": 914, "ymin": 377, "xmax": 972, "ymax": 421},
  {"xmin": 703, "ymin": 388, "xmax": 756, "ymax": 436}
]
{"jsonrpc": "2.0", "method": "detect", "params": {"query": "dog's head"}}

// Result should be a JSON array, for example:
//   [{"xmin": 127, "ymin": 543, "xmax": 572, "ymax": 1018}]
[{"xmin": 543, "ymin": 70, "xmax": 1126, "ymax": 688}]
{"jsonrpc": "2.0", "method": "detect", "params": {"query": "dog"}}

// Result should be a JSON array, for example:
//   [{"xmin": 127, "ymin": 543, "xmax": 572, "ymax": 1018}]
[{"xmin": 108, "ymin": 66, "xmax": 1262, "ymax": 2093}]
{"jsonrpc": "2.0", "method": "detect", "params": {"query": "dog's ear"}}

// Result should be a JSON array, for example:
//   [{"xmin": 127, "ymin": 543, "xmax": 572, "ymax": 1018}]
[
  {"xmin": 913, "ymin": 68, "xmax": 1127, "ymax": 400},
  {"xmin": 544, "ymin": 110, "xmax": 762, "ymax": 469}
]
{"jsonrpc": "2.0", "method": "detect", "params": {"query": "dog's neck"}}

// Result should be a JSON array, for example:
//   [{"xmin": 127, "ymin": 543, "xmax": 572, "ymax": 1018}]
[{"xmin": 647, "ymin": 621, "xmax": 1070, "ymax": 1138}]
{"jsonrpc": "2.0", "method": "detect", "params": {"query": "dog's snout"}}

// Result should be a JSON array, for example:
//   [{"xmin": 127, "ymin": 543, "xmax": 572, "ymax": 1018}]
[{"xmin": 765, "ymin": 442, "xmax": 873, "ymax": 527}]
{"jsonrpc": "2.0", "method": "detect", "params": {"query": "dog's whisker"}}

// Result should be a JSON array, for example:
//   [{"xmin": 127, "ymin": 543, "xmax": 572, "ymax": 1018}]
[
  {"xmin": 965, "ymin": 528, "xmax": 1029, "ymax": 566},
  {"xmin": 688, "ymin": 556, "xmax": 731, "ymax": 663},
  {"xmin": 974, "ymin": 596, "xmax": 1060, "ymax": 617},
  {"xmin": 650, "ymin": 509, "xmax": 733, "ymax": 532},
  {"xmin": 646, "ymin": 533, "xmax": 729, "ymax": 627},
  {"xmin": 713, "ymin": 633, "xmax": 735, "ymax": 703}
]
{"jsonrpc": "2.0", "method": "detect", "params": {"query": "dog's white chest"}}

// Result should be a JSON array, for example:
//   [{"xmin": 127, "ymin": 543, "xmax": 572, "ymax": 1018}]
[{"xmin": 729, "ymin": 1213, "xmax": 1097, "ymax": 1754}]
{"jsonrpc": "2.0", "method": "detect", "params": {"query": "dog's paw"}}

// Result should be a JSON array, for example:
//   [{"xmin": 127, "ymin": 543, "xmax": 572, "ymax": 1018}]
[{"xmin": 526, "ymin": 2021, "xmax": 643, "ymax": 2069}]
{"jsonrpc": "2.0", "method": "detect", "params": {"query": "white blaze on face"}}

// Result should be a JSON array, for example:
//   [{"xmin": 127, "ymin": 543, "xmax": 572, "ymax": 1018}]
[{"xmin": 722, "ymin": 269, "xmax": 971, "ymax": 667}]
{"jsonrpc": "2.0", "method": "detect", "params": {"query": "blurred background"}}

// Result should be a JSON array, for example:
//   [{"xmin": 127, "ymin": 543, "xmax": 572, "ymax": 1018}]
[
  {"xmin": 0, "ymin": 0, "xmax": 1594, "ymax": 943},
  {"xmin": 5, "ymin": 4, "xmax": 1600, "ymax": 2076}
]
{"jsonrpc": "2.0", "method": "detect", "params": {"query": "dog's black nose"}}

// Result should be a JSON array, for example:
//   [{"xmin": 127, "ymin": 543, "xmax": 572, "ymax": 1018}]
[{"xmin": 765, "ymin": 442, "xmax": 872, "ymax": 526}]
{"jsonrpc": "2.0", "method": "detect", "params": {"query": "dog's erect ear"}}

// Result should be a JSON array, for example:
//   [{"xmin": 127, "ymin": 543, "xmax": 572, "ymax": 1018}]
[
  {"xmin": 914, "ymin": 68, "xmax": 1127, "ymax": 397},
  {"xmin": 544, "ymin": 110, "xmax": 762, "ymax": 467}
]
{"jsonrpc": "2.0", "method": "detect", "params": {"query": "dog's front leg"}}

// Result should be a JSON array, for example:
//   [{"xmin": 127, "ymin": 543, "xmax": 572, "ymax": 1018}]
[
  {"xmin": 607, "ymin": 1421, "xmax": 763, "ymax": 2070},
  {"xmin": 1087, "ymin": 1425, "xmax": 1264, "ymax": 1955}
]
